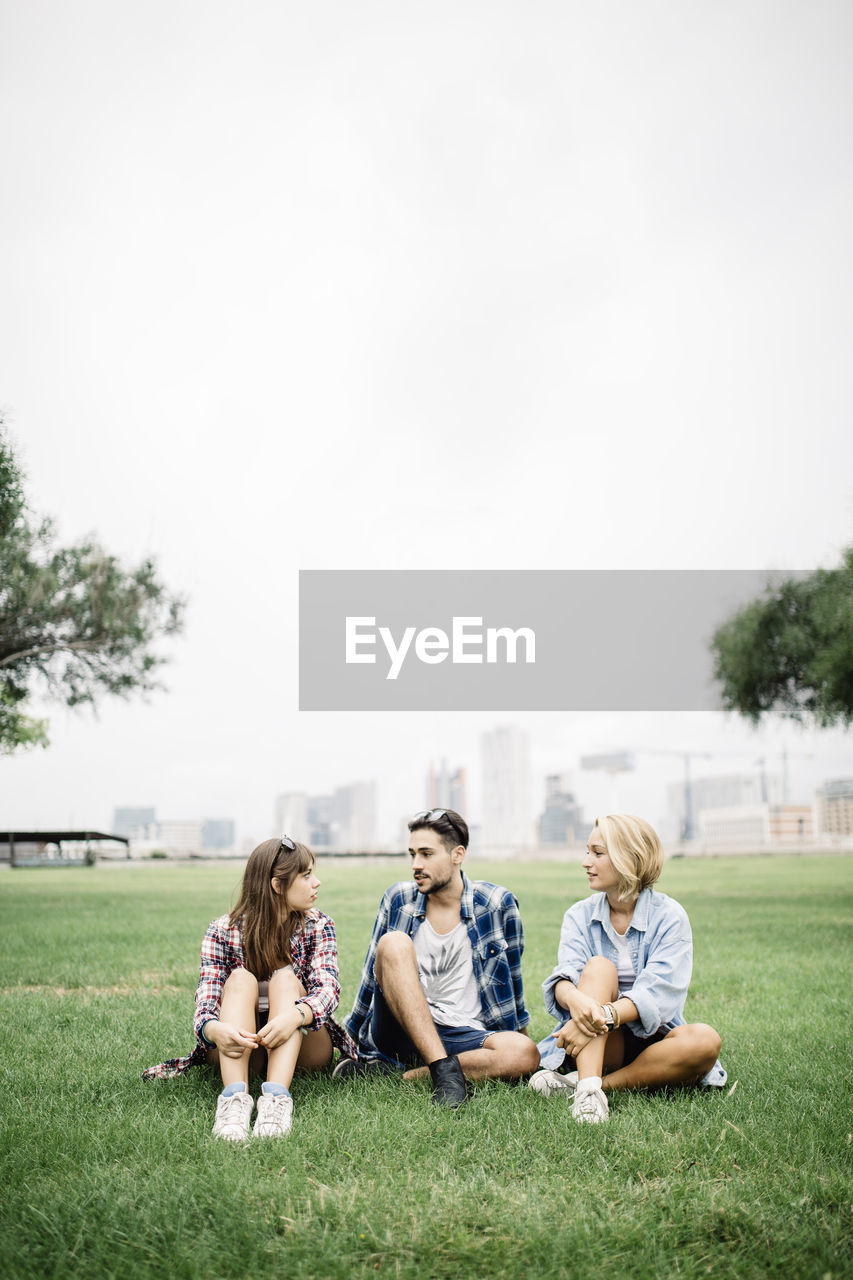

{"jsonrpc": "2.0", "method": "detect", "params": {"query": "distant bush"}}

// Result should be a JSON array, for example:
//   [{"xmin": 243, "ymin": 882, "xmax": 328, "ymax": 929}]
[{"xmin": 149, "ymin": 849, "xmax": 168, "ymax": 860}]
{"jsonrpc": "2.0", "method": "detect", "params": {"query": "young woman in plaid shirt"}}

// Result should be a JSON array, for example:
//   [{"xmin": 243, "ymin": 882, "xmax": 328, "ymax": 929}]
[{"xmin": 144, "ymin": 836, "xmax": 355, "ymax": 1141}]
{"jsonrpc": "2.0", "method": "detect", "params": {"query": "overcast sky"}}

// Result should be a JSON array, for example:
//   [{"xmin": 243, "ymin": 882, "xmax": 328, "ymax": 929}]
[{"xmin": 1, "ymin": 2, "xmax": 851, "ymax": 848}]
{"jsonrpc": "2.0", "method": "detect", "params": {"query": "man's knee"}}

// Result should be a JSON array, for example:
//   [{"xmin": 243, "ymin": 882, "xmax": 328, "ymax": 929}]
[
  {"xmin": 374, "ymin": 931, "xmax": 416, "ymax": 982},
  {"xmin": 485, "ymin": 1032, "xmax": 540, "ymax": 1078},
  {"xmin": 512, "ymin": 1035, "xmax": 541, "ymax": 1076}
]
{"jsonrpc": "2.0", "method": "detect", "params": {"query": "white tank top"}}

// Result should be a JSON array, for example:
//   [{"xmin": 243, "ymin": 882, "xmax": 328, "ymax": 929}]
[
  {"xmin": 413, "ymin": 919, "xmax": 485, "ymax": 1030},
  {"xmin": 611, "ymin": 928, "xmax": 635, "ymax": 996}
]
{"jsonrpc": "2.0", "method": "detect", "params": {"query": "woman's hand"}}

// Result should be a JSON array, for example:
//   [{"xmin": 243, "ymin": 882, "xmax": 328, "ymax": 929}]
[
  {"xmin": 554, "ymin": 1020, "xmax": 597, "ymax": 1057},
  {"xmin": 554, "ymin": 991, "xmax": 608, "ymax": 1055},
  {"xmin": 568, "ymin": 990, "xmax": 609, "ymax": 1037},
  {"xmin": 205, "ymin": 1020, "xmax": 259, "ymax": 1059},
  {"xmin": 255, "ymin": 1007, "xmax": 305, "ymax": 1051}
]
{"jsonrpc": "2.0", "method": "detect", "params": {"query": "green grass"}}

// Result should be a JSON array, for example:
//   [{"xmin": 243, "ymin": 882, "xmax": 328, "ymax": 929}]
[{"xmin": 1, "ymin": 855, "xmax": 851, "ymax": 1280}]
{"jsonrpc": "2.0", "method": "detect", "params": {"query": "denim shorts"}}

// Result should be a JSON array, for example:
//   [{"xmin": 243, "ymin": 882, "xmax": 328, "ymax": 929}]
[{"xmin": 371, "ymin": 985, "xmax": 490, "ymax": 1068}]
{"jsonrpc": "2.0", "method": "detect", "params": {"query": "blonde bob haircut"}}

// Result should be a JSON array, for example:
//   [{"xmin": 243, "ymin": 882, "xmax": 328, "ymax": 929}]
[{"xmin": 593, "ymin": 814, "xmax": 664, "ymax": 903}]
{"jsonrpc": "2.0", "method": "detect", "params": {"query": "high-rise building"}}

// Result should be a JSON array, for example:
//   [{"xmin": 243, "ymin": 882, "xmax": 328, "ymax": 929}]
[
  {"xmin": 275, "ymin": 792, "xmax": 309, "ymax": 841},
  {"xmin": 307, "ymin": 794, "xmax": 334, "ymax": 848},
  {"xmin": 277, "ymin": 784, "xmax": 378, "ymax": 850},
  {"xmin": 330, "ymin": 781, "xmax": 377, "ymax": 850},
  {"xmin": 538, "ymin": 773, "xmax": 585, "ymax": 845},
  {"xmin": 201, "ymin": 819, "xmax": 235, "ymax": 850},
  {"xmin": 426, "ymin": 760, "xmax": 467, "ymax": 816},
  {"xmin": 158, "ymin": 820, "xmax": 204, "ymax": 853},
  {"xmin": 480, "ymin": 725, "xmax": 533, "ymax": 854},
  {"xmin": 815, "ymin": 779, "xmax": 853, "ymax": 836},
  {"xmin": 113, "ymin": 807, "xmax": 156, "ymax": 838}
]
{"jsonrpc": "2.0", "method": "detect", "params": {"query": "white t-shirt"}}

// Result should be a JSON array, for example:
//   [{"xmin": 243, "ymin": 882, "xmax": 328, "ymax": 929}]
[
  {"xmin": 413, "ymin": 918, "xmax": 486, "ymax": 1030},
  {"xmin": 611, "ymin": 928, "xmax": 635, "ymax": 996}
]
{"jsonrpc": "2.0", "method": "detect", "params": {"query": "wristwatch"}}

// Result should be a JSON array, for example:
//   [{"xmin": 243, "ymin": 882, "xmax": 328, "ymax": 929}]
[{"xmin": 601, "ymin": 1003, "xmax": 615, "ymax": 1029}]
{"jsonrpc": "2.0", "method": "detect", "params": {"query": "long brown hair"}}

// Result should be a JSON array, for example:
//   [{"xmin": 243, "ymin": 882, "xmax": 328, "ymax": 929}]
[{"xmin": 229, "ymin": 837, "xmax": 315, "ymax": 980}]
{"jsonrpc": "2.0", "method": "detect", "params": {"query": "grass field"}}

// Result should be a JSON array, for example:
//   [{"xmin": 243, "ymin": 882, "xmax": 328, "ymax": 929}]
[{"xmin": 1, "ymin": 853, "xmax": 851, "ymax": 1280}]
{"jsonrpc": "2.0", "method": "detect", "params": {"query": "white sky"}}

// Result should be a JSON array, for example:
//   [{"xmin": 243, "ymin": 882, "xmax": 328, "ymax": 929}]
[{"xmin": 1, "ymin": 2, "xmax": 851, "ymax": 846}]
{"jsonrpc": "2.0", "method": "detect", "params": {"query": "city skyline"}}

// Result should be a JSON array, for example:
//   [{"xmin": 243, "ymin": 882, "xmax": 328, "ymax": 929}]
[
  {"xmin": 98, "ymin": 718, "xmax": 851, "ymax": 851},
  {"xmin": 1, "ymin": 5, "xmax": 851, "ymax": 853}
]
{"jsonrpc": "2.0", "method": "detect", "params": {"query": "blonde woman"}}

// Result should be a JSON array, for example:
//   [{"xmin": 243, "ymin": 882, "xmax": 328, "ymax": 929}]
[
  {"xmin": 144, "ymin": 836, "xmax": 355, "ymax": 1140},
  {"xmin": 530, "ymin": 815, "xmax": 725, "ymax": 1123}
]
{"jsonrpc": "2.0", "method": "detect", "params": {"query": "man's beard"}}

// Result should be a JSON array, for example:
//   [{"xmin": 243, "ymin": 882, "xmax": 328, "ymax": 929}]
[{"xmin": 415, "ymin": 869, "xmax": 453, "ymax": 895}]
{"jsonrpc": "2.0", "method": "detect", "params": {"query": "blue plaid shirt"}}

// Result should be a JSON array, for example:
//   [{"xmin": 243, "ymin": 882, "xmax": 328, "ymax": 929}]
[{"xmin": 345, "ymin": 872, "xmax": 530, "ymax": 1058}]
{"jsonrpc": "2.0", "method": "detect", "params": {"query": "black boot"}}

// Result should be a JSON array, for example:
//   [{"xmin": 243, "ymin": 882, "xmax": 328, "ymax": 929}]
[{"xmin": 429, "ymin": 1055, "xmax": 468, "ymax": 1109}]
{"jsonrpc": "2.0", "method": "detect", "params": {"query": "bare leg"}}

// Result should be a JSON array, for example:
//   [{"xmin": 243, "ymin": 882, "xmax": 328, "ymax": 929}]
[
  {"xmin": 265, "ymin": 968, "xmax": 333, "ymax": 1089},
  {"xmin": 602, "ymin": 1023, "xmax": 722, "ymax": 1092},
  {"xmin": 571, "ymin": 955, "xmax": 618, "ymax": 1082},
  {"xmin": 373, "ymin": 932, "xmax": 446, "ymax": 1065},
  {"xmin": 209, "ymin": 968, "xmax": 260, "ymax": 1089}
]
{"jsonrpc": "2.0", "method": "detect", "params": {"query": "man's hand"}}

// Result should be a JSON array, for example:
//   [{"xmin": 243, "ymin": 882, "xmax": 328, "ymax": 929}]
[{"xmin": 204, "ymin": 1020, "xmax": 259, "ymax": 1059}]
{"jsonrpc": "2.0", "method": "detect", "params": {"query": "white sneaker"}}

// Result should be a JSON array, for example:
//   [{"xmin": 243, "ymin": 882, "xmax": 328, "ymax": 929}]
[
  {"xmin": 528, "ymin": 1068, "xmax": 579, "ymax": 1099},
  {"xmin": 212, "ymin": 1088, "xmax": 254, "ymax": 1141},
  {"xmin": 253, "ymin": 1090, "xmax": 293, "ymax": 1138},
  {"xmin": 571, "ymin": 1085, "xmax": 609, "ymax": 1124}
]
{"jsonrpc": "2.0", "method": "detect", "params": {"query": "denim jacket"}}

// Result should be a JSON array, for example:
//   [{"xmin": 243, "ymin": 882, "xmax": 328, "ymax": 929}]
[{"xmin": 537, "ymin": 888, "xmax": 726, "ymax": 1086}]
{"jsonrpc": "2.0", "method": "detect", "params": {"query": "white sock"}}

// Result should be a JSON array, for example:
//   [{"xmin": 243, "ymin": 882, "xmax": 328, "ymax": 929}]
[{"xmin": 577, "ymin": 1075, "xmax": 602, "ymax": 1093}]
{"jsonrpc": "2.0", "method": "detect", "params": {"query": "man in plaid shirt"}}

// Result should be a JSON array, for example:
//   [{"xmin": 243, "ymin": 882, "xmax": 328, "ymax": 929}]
[{"xmin": 336, "ymin": 808, "xmax": 539, "ymax": 1108}]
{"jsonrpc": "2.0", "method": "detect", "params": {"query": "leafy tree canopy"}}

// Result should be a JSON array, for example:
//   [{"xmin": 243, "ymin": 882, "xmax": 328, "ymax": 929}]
[
  {"xmin": 0, "ymin": 419, "xmax": 185, "ymax": 753},
  {"xmin": 711, "ymin": 549, "xmax": 853, "ymax": 728}
]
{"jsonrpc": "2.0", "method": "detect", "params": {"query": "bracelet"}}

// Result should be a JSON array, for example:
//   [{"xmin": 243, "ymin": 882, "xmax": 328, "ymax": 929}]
[
  {"xmin": 200, "ymin": 1020, "xmax": 216, "ymax": 1046},
  {"xmin": 601, "ymin": 1003, "xmax": 622, "ymax": 1031},
  {"xmin": 296, "ymin": 1002, "xmax": 310, "ymax": 1036}
]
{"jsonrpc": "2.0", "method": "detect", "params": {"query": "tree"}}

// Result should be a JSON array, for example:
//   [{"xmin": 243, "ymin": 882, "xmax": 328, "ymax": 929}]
[
  {"xmin": 711, "ymin": 549, "xmax": 853, "ymax": 728},
  {"xmin": 0, "ymin": 420, "xmax": 186, "ymax": 753}
]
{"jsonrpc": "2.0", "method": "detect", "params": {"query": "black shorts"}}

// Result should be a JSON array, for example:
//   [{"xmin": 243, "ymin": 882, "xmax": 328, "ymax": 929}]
[{"xmin": 565, "ymin": 1024, "xmax": 670, "ymax": 1071}]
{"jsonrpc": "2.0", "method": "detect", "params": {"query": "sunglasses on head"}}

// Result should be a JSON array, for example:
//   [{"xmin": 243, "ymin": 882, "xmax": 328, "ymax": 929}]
[
  {"xmin": 411, "ymin": 808, "xmax": 461, "ymax": 840},
  {"xmin": 412, "ymin": 808, "xmax": 448, "ymax": 824}
]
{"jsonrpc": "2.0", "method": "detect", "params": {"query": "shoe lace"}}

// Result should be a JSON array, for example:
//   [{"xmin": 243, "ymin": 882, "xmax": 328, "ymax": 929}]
[
  {"xmin": 219, "ymin": 1092, "xmax": 249, "ymax": 1123},
  {"xmin": 575, "ymin": 1088, "xmax": 605, "ymax": 1115},
  {"xmin": 259, "ymin": 1093, "xmax": 290, "ymax": 1124}
]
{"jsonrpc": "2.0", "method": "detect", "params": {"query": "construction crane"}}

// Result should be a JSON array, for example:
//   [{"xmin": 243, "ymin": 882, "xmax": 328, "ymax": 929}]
[
  {"xmin": 582, "ymin": 745, "xmax": 814, "ymax": 841},
  {"xmin": 637, "ymin": 746, "xmax": 813, "ymax": 839},
  {"xmin": 633, "ymin": 749, "xmax": 713, "ymax": 841},
  {"xmin": 754, "ymin": 749, "xmax": 813, "ymax": 804},
  {"xmin": 581, "ymin": 747, "xmax": 713, "ymax": 838}
]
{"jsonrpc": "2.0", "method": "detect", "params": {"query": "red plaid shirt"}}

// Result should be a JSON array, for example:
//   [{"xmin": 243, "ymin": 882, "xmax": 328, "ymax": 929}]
[{"xmin": 143, "ymin": 908, "xmax": 355, "ymax": 1079}]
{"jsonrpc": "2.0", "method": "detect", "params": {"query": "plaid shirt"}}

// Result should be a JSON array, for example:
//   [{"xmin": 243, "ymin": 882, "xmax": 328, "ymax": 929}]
[
  {"xmin": 345, "ymin": 873, "xmax": 530, "ymax": 1059},
  {"xmin": 143, "ymin": 908, "xmax": 355, "ymax": 1079}
]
